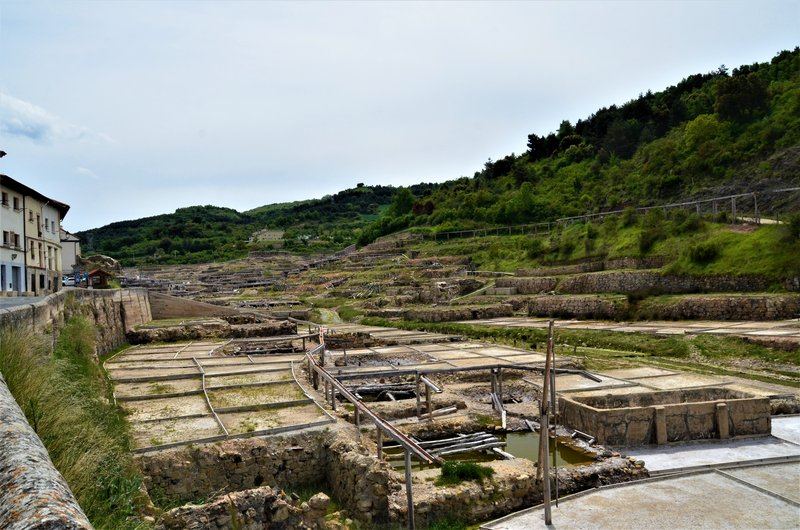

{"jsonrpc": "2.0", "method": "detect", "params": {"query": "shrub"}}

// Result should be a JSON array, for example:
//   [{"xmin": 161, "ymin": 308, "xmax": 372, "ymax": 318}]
[
  {"xmin": 638, "ymin": 226, "xmax": 665, "ymax": 254},
  {"xmin": 689, "ymin": 242, "xmax": 720, "ymax": 264}
]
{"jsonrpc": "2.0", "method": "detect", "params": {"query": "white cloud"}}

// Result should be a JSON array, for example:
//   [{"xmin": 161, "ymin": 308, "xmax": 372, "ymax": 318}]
[
  {"xmin": 0, "ymin": 92, "xmax": 92, "ymax": 143},
  {"xmin": 74, "ymin": 166, "xmax": 98, "ymax": 180}
]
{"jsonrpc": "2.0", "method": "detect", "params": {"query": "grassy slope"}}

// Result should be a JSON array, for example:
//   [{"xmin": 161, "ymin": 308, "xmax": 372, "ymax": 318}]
[{"xmin": 0, "ymin": 319, "xmax": 149, "ymax": 530}]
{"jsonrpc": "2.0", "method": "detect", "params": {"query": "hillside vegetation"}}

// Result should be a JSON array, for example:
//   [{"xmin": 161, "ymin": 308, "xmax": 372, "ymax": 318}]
[{"xmin": 78, "ymin": 48, "xmax": 800, "ymax": 267}]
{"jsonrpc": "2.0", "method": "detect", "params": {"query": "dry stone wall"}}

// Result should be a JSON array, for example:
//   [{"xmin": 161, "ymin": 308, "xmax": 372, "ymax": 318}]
[
  {"xmin": 157, "ymin": 486, "xmax": 330, "ymax": 530},
  {"xmin": 557, "ymin": 271, "xmax": 771, "ymax": 295}
]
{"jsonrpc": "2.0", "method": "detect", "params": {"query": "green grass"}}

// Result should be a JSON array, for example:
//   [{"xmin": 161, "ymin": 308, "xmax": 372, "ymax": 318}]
[
  {"xmin": 435, "ymin": 461, "xmax": 494, "ymax": 486},
  {"xmin": 0, "ymin": 318, "xmax": 149, "ymax": 529}
]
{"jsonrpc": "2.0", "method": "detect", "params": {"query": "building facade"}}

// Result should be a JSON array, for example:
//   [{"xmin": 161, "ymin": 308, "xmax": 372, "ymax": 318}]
[
  {"xmin": 0, "ymin": 175, "xmax": 70, "ymax": 296},
  {"xmin": 60, "ymin": 228, "xmax": 81, "ymax": 275}
]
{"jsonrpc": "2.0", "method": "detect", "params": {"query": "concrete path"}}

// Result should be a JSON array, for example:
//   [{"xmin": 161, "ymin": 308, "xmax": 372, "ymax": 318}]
[
  {"xmin": 481, "ymin": 464, "xmax": 800, "ymax": 529},
  {"xmin": 481, "ymin": 416, "xmax": 800, "ymax": 529}
]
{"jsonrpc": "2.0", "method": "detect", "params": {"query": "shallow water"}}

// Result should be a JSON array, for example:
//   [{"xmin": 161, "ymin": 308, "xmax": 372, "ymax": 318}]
[{"xmin": 385, "ymin": 430, "xmax": 594, "ymax": 470}]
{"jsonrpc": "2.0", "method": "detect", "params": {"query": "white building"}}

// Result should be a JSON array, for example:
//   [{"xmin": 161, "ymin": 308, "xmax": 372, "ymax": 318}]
[
  {"xmin": 60, "ymin": 228, "xmax": 81, "ymax": 275},
  {"xmin": 0, "ymin": 175, "xmax": 70, "ymax": 296}
]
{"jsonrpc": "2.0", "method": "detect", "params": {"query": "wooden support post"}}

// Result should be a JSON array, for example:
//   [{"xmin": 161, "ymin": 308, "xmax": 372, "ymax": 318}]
[
  {"xmin": 498, "ymin": 367, "xmax": 503, "ymax": 405},
  {"xmin": 377, "ymin": 429, "xmax": 383, "ymax": 460},
  {"xmin": 415, "ymin": 373, "xmax": 421, "ymax": 419},
  {"xmin": 324, "ymin": 379, "xmax": 329, "ymax": 401},
  {"xmin": 405, "ymin": 449, "xmax": 415, "ymax": 530},
  {"xmin": 355, "ymin": 405, "xmax": 360, "ymax": 428},
  {"xmin": 426, "ymin": 384, "xmax": 432, "ymax": 420},
  {"xmin": 540, "ymin": 320, "xmax": 554, "ymax": 525}
]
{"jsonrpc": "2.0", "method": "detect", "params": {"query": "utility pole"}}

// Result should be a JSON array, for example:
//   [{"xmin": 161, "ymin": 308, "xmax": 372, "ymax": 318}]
[{"xmin": 539, "ymin": 320, "xmax": 554, "ymax": 525}]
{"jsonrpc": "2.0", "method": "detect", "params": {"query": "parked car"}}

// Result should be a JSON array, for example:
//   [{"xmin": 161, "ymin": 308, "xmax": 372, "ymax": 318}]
[{"xmin": 62, "ymin": 276, "xmax": 76, "ymax": 286}]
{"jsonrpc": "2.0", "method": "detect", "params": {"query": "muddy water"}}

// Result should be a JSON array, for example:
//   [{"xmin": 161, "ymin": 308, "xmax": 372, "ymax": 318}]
[{"xmin": 385, "ymin": 431, "xmax": 594, "ymax": 470}]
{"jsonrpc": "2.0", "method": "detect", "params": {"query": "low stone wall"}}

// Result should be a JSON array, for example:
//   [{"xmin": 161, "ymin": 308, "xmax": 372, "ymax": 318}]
[
  {"xmin": 561, "ymin": 389, "xmax": 771, "ymax": 446},
  {"xmin": 0, "ymin": 372, "xmax": 93, "ymax": 530},
  {"xmin": 496, "ymin": 276, "xmax": 558, "ymax": 294},
  {"xmin": 138, "ymin": 429, "xmax": 397, "ymax": 526},
  {"xmin": 158, "ymin": 486, "xmax": 329, "ymax": 530},
  {"xmin": 515, "ymin": 256, "xmax": 666, "ymax": 278},
  {"xmin": 127, "ymin": 319, "xmax": 296, "ymax": 344},
  {"xmin": 403, "ymin": 304, "xmax": 513, "ymax": 323},
  {"xmin": 528, "ymin": 295, "xmax": 629, "ymax": 320},
  {"xmin": 407, "ymin": 456, "xmax": 647, "ymax": 526}
]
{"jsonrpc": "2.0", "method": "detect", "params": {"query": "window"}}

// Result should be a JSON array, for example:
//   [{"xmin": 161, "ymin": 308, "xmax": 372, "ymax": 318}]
[
  {"xmin": 1, "ymin": 192, "xmax": 8, "ymax": 206},
  {"xmin": 12, "ymin": 233, "xmax": 20, "ymax": 249},
  {"xmin": 2, "ymin": 231, "xmax": 8, "ymax": 246},
  {"xmin": 29, "ymin": 211, "xmax": 33, "ymax": 222},
  {"xmin": 13, "ymin": 197, "xmax": 20, "ymax": 210},
  {"xmin": 30, "ymin": 241, "xmax": 34, "ymax": 259}
]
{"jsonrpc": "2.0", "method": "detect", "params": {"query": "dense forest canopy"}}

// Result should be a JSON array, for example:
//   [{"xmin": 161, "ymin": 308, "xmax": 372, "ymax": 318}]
[{"xmin": 78, "ymin": 48, "xmax": 800, "ymax": 265}]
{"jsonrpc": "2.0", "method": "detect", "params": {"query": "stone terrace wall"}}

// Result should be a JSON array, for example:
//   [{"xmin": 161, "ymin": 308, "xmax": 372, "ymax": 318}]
[
  {"xmin": 527, "ymin": 293, "xmax": 800, "ymax": 321},
  {"xmin": 0, "ymin": 372, "xmax": 93, "ymax": 530},
  {"xmin": 637, "ymin": 294, "xmax": 800, "ymax": 321},
  {"xmin": 528, "ymin": 295, "xmax": 628, "ymax": 320},
  {"xmin": 558, "ymin": 271, "xmax": 772, "ymax": 295}
]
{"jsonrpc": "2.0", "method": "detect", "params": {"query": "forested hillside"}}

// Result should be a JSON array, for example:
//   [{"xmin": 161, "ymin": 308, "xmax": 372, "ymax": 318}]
[{"xmin": 78, "ymin": 48, "xmax": 800, "ymax": 265}]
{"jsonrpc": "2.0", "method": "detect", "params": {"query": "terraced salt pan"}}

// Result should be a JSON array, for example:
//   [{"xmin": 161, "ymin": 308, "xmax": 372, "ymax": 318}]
[
  {"xmin": 206, "ymin": 371, "xmax": 293, "ymax": 387},
  {"xmin": 132, "ymin": 415, "xmax": 221, "ymax": 448},
  {"xmin": 219, "ymin": 404, "xmax": 328, "ymax": 435},
  {"xmin": 122, "ymin": 394, "xmax": 210, "ymax": 422},
  {"xmin": 207, "ymin": 383, "xmax": 307, "ymax": 408},
  {"xmin": 115, "ymin": 378, "xmax": 202, "ymax": 398}
]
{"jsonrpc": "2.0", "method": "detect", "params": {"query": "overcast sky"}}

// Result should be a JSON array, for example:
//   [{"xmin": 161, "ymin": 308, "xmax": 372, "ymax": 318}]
[{"xmin": 0, "ymin": 1, "xmax": 797, "ymax": 232}]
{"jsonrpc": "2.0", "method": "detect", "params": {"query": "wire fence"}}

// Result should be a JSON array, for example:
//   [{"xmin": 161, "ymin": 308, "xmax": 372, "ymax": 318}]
[{"xmin": 425, "ymin": 187, "xmax": 800, "ymax": 241}]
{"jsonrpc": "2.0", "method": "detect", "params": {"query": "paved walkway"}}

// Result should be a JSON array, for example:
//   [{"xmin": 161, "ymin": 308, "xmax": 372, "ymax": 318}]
[
  {"xmin": 482, "ymin": 416, "xmax": 800, "ymax": 529},
  {"xmin": 0, "ymin": 296, "xmax": 45, "ymax": 310}
]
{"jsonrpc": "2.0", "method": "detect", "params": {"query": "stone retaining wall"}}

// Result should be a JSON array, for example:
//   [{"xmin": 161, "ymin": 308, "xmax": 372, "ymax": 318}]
[
  {"xmin": 403, "ymin": 304, "xmax": 513, "ymax": 323},
  {"xmin": 558, "ymin": 271, "xmax": 771, "ymax": 295},
  {"xmin": 528, "ymin": 295, "xmax": 629, "ymax": 320},
  {"xmin": 0, "ymin": 288, "xmax": 151, "ymax": 356},
  {"xmin": 138, "ymin": 429, "xmax": 397, "ymax": 526},
  {"xmin": 527, "ymin": 294, "xmax": 800, "ymax": 321},
  {"xmin": 515, "ymin": 256, "xmax": 666, "ymax": 277},
  {"xmin": 0, "ymin": 372, "xmax": 93, "ymax": 530},
  {"xmin": 637, "ymin": 294, "xmax": 800, "ymax": 321},
  {"xmin": 157, "ymin": 486, "xmax": 330, "ymax": 530}
]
